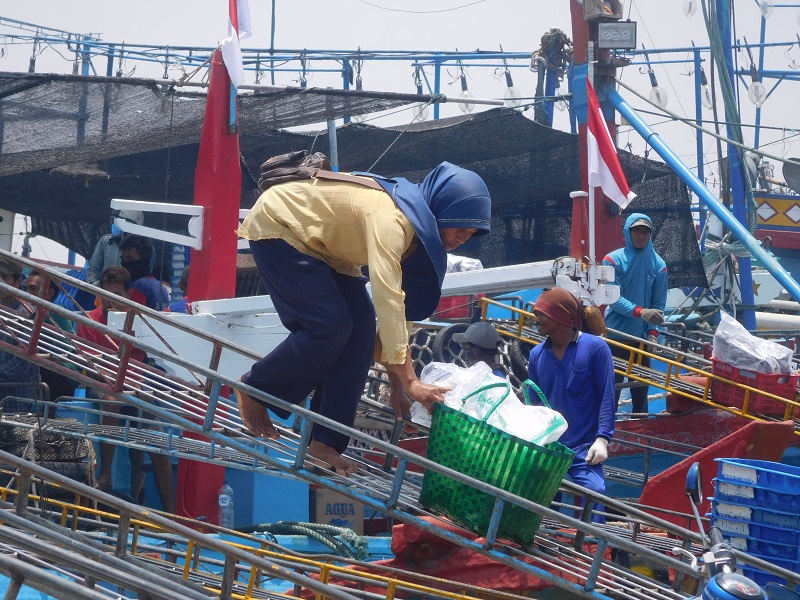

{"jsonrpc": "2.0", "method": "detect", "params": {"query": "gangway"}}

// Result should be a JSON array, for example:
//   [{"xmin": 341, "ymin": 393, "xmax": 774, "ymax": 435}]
[{"xmin": 1, "ymin": 252, "xmax": 799, "ymax": 599}]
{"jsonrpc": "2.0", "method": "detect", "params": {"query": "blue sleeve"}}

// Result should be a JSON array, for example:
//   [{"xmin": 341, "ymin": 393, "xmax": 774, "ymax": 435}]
[
  {"xmin": 593, "ymin": 341, "xmax": 616, "ymax": 441},
  {"xmin": 603, "ymin": 255, "xmax": 638, "ymax": 317},
  {"xmin": 652, "ymin": 266, "xmax": 668, "ymax": 312},
  {"xmin": 0, "ymin": 337, "xmax": 39, "ymax": 384}
]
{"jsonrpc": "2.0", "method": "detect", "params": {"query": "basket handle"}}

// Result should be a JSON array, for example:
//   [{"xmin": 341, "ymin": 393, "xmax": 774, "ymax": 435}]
[
  {"xmin": 458, "ymin": 381, "xmax": 511, "ymax": 422},
  {"xmin": 522, "ymin": 379, "xmax": 552, "ymax": 409}
]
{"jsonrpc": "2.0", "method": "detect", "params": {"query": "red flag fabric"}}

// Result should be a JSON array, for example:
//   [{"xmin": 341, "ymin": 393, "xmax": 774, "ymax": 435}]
[
  {"xmin": 221, "ymin": 0, "xmax": 252, "ymax": 88},
  {"xmin": 586, "ymin": 79, "xmax": 636, "ymax": 209}
]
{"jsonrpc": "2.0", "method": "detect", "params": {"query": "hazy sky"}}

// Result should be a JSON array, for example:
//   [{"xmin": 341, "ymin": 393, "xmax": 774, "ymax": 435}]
[{"xmin": 2, "ymin": 1, "xmax": 798, "ymax": 261}]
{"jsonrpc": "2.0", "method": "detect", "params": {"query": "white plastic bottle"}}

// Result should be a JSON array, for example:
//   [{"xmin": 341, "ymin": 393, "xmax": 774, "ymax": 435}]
[{"xmin": 218, "ymin": 481, "xmax": 234, "ymax": 529}]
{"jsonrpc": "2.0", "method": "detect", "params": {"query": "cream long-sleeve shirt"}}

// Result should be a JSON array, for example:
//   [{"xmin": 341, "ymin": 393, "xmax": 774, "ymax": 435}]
[{"xmin": 236, "ymin": 178, "xmax": 416, "ymax": 365}]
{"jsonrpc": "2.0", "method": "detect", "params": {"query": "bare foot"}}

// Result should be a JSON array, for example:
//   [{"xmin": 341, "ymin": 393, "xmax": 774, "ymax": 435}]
[
  {"xmin": 96, "ymin": 471, "xmax": 112, "ymax": 491},
  {"xmin": 234, "ymin": 380, "xmax": 280, "ymax": 441},
  {"xmin": 309, "ymin": 440, "xmax": 359, "ymax": 476}
]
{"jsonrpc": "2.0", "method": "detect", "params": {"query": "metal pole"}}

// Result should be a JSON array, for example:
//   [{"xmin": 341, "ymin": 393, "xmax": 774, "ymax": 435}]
[
  {"xmin": 717, "ymin": 0, "xmax": 756, "ymax": 328},
  {"xmin": 269, "ymin": 0, "xmax": 276, "ymax": 85},
  {"xmin": 693, "ymin": 49, "xmax": 706, "ymax": 252},
  {"xmin": 754, "ymin": 14, "xmax": 767, "ymax": 149},
  {"xmin": 327, "ymin": 119, "xmax": 339, "ymax": 172},
  {"xmin": 433, "ymin": 54, "xmax": 441, "ymax": 120},
  {"xmin": 587, "ymin": 43, "xmax": 596, "ymax": 263},
  {"xmin": 608, "ymin": 88, "xmax": 800, "ymax": 303}
]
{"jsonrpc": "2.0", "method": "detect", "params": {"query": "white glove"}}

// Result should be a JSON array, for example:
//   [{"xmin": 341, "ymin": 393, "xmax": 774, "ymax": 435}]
[
  {"xmin": 640, "ymin": 308, "xmax": 665, "ymax": 325},
  {"xmin": 647, "ymin": 333, "xmax": 658, "ymax": 346},
  {"xmin": 586, "ymin": 437, "xmax": 609, "ymax": 466}
]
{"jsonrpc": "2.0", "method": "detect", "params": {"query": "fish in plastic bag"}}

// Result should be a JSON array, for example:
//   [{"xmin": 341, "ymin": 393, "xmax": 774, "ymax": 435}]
[{"xmin": 415, "ymin": 362, "xmax": 568, "ymax": 445}]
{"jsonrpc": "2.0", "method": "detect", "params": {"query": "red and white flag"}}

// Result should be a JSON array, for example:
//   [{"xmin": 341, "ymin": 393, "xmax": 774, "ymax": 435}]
[
  {"xmin": 586, "ymin": 79, "xmax": 636, "ymax": 209},
  {"xmin": 220, "ymin": 0, "xmax": 252, "ymax": 88}
]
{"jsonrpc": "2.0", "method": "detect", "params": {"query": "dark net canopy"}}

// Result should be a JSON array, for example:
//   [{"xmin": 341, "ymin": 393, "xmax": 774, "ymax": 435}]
[{"xmin": 0, "ymin": 72, "xmax": 705, "ymax": 290}]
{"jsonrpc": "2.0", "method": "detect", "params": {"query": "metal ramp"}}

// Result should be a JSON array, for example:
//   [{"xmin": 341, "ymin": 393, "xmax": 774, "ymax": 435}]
[
  {"xmin": 484, "ymin": 298, "xmax": 800, "ymax": 429},
  {"xmin": 1, "ymin": 253, "xmax": 799, "ymax": 598},
  {"xmin": 0, "ymin": 451, "xmax": 530, "ymax": 600}
]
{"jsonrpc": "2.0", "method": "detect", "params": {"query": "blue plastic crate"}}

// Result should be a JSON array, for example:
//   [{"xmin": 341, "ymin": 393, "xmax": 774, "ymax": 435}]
[
  {"xmin": 722, "ymin": 533, "xmax": 800, "ymax": 562},
  {"xmin": 711, "ymin": 497, "xmax": 800, "ymax": 530},
  {"xmin": 714, "ymin": 478, "xmax": 800, "ymax": 513},
  {"xmin": 716, "ymin": 458, "xmax": 800, "ymax": 494},
  {"xmin": 739, "ymin": 552, "xmax": 800, "ymax": 592},
  {"xmin": 711, "ymin": 513, "xmax": 800, "ymax": 546}
]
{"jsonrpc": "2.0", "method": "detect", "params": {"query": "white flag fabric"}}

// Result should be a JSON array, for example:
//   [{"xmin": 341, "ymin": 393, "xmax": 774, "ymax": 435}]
[
  {"xmin": 586, "ymin": 79, "xmax": 636, "ymax": 209},
  {"xmin": 220, "ymin": 0, "xmax": 252, "ymax": 88}
]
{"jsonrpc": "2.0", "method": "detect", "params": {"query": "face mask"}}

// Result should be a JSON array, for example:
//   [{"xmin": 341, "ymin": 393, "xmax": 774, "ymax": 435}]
[
  {"xmin": 111, "ymin": 223, "xmax": 122, "ymax": 237},
  {"xmin": 464, "ymin": 347, "xmax": 494, "ymax": 368},
  {"xmin": 121, "ymin": 258, "xmax": 149, "ymax": 281}
]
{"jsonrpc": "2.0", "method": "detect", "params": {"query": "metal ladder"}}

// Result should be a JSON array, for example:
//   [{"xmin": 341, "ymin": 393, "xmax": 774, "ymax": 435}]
[
  {"xmin": 0, "ymin": 451, "xmax": 533, "ymax": 600},
  {"xmin": 484, "ymin": 298, "xmax": 800, "ymax": 428},
  {"xmin": 1, "ymin": 252, "xmax": 799, "ymax": 599}
]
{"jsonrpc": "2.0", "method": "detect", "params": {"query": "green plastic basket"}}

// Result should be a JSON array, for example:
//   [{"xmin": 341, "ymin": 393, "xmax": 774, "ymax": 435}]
[{"xmin": 419, "ymin": 379, "xmax": 574, "ymax": 545}]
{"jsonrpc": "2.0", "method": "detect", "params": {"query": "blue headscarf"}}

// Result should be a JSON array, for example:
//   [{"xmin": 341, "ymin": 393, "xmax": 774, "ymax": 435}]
[{"xmin": 355, "ymin": 162, "xmax": 491, "ymax": 320}]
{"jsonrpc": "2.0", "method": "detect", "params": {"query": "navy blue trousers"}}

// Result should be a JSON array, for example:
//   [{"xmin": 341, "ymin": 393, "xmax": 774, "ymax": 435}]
[
  {"xmin": 554, "ymin": 442, "xmax": 606, "ymax": 524},
  {"xmin": 242, "ymin": 239, "xmax": 376, "ymax": 454},
  {"xmin": 611, "ymin": 343, "xmax": 650, "ymax": 414}
]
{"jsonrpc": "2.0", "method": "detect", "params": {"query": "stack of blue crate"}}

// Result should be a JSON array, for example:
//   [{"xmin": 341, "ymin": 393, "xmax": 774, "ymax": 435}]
[{"xmin": 711, "ymin": 458, "xmax": 800, "ymax": 589}]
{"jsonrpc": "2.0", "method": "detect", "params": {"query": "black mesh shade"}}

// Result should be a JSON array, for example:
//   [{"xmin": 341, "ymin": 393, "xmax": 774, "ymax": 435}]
[{"xmin": 0, "ymin": 72, "xmax": 706, "ymax": 290}]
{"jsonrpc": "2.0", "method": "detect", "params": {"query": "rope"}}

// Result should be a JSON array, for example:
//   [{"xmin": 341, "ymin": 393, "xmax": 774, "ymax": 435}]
[
  {"xmin": 366, "ymin": 97, "xmax": 438, "ymax": 172},
  {"xmin": 237, "ymin": 521, "xmax": 370, "ymax": 560}
]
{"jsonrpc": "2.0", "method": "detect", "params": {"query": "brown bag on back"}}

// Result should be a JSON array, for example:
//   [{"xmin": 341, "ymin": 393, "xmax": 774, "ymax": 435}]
[{"xmin": 257, "ymin": 150, "xmax": 332, "ymax": 192}]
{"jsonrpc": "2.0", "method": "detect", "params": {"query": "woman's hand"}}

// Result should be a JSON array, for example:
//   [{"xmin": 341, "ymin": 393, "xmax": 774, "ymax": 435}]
[
  {"xmin": 388, "ymin": 382, "xmax": 412, "ymax": 420},
  {"xmin": 386, "ymin": 350, "xmax": 450, "ymax": 414},
  {"xmin": 405, "ymin": 379, "xmax": 450, "ymax": 413}
]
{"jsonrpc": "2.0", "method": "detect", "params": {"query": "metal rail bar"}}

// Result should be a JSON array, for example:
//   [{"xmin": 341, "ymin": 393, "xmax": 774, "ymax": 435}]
[{"xmin": 0, "ymin": 462, "xmax": 536, "ymax": 600}]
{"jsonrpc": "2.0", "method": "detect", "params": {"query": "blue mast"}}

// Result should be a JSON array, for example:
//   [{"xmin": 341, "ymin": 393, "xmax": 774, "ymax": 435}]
[{"xmin": 717, "ymin": 0, "xmax": 757, "ymax": 328}]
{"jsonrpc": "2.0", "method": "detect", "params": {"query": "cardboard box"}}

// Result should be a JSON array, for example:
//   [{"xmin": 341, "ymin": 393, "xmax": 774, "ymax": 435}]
[{"xmin": 311, "ymin": 487, "xmax": 364, "ymax": 534}]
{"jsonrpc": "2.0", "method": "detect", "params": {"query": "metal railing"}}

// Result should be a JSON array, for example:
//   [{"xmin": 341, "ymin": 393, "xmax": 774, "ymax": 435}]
[
  {"xmin": 480, "ymin": 297, "xmax": 800, "ymax": 428},
  {"xmin": 0, "ymin": 252, "xmax": 798, "ymax": 598}
]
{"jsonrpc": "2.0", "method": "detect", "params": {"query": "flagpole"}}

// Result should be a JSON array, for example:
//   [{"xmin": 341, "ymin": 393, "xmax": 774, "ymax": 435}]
[
  {"xmin": 588, "ymin": 181, "xmax": 596, "ymax": 263},
  {"xmin": 587, "ymin": 43, "xmax": 596, "ymax": 264}
]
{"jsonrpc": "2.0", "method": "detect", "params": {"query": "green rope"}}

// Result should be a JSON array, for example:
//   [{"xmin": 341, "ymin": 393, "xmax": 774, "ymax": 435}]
[{"xmin": 237, "ymin": 521, "xmax": 370, "ymax": 560}]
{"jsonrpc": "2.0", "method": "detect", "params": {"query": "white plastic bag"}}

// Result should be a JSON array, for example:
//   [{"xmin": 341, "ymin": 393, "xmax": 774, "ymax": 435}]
[
  {"xmin": 415, "ymin": 362, "xmax": 568, "ymax": 445},
  {"xmin": 713, "ymin": 312, "xmax": 794, "ymax": 374},
  {"xmin": 519, "ymin": 380, "xmax": 569, "ymax": 446},
  {"xmin": 413, "ymin": 362, "xmax": 494, "ymax": 427}
]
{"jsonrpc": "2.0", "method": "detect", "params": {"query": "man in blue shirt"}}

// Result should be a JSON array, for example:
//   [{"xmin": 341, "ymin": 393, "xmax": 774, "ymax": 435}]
[
  {"xmin": 119, "ymin": 235, "xmax": 170, "ymax": 311},
  {"xmin": 527, "ymin": 287, "xmax": 615, "ymax": 522},
  {"xmin": 602, "ymin": 213, "xmax": 668, "ymax": 414}
]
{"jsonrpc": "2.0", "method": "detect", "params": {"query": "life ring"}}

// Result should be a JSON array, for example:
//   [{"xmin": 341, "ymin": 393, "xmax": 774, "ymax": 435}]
[{"xmin": 430, "ymin": 322, "xmax": 471, "ymax": 365}]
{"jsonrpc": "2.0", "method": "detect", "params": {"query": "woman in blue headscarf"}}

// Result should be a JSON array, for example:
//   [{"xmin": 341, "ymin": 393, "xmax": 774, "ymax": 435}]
[{"xmin": 235, "ymin": 162, "xmax": 491, "ymax": 474}]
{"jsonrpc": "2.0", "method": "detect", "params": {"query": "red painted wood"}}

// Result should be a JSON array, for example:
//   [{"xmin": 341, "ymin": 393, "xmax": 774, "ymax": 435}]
[{"xmin": 178, "ymin": 49, "xmax": 240, "ymax": 523}]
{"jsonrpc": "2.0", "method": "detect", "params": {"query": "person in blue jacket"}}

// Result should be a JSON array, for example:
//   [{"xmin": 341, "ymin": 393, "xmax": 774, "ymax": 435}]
[
  {"xmin": 527, "ymin": 287, "xmax": 615, "ymax": 523},
  {"xmin": 602, "ymin": 213, "xmax": 668, "ymax": 414}
]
